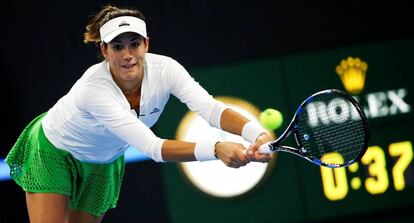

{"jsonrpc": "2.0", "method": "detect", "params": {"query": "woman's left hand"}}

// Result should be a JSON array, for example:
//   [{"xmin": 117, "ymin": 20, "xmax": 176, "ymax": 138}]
[{"xmin": 246, "ymin": 133, "xmax": 273, "ymax": 163}]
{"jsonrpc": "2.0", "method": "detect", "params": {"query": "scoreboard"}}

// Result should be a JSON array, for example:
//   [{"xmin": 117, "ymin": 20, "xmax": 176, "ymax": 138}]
[{"xmin": 156, "ymin": 39, "xmax": 413, "ymax": 222}]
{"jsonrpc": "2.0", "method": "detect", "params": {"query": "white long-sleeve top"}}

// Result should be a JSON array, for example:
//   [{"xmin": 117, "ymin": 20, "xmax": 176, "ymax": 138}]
[{"xmin": 42, "ymin": 53, "xmax": 228, "ymax": 163}]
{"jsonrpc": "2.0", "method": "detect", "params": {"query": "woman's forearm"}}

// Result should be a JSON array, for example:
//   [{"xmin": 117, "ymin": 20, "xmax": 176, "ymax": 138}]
[
  {"xmin": 219, "ymin": 108, "xmax": 250, "ymax": 136},
  {"xmin": 161, "ymin": 140, "xmax": 197, "ymax": 162}
]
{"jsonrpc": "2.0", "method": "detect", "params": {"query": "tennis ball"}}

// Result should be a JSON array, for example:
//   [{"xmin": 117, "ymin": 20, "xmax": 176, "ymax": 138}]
[{"xmin": 259, "ymin": 108, "xmax": 283, "ymax": 130}]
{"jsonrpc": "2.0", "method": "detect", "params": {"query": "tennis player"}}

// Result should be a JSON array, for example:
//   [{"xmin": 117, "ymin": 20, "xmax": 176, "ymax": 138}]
[{"xmin": 5, "ymin": 5, "xmax": 273, "ymax": 223}]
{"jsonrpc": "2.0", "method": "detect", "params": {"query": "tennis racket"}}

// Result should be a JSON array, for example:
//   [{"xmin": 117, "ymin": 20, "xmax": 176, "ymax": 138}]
[{"xmin": 259, "ymin": 89, "xmax": 369, "ymax": 168}]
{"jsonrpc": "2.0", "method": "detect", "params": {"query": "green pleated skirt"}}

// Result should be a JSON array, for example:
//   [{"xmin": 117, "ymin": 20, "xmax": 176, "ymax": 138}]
[{"xmin": 5, "ymin": 113, "xmax": 125, "ymax": 217}]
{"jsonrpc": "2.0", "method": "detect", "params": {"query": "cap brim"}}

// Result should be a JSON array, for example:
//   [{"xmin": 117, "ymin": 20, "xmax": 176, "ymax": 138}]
[{"xmin": 102, "ymin": 28, "xmax": 146, "ymax": 43}]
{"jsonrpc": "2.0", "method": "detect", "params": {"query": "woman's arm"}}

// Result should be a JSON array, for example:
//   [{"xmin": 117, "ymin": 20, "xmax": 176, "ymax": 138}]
[
  {"xmin": 160, "ymin": 107, "xmax": 259, "ymax": 167},
  {"xmin": 159, "ymin": 106, "xmax": 272, "ymax": 165},
  {"xmin": 161, "ymin": 140, "xmax": 196, "ymax": 161},
  {"xmin": 161, "ymin": 140, "xmax": 250, "ymax": 168},
  {"xmin": 160, "ymin": 108, "xmax": 270, "ymax": 166},
  {"xmin": 165, "ymin": 59, "xmax": 271, "ymax": 164},
  {"xmin": 219, "ymin": 108, "xmax": 250, "ymax": 135}
]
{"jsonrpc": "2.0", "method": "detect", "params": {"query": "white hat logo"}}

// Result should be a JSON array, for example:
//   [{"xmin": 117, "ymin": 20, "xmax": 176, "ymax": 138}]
[{"xmin": 118, "ymin": 21, "xmax": 130, "ymax": 27}]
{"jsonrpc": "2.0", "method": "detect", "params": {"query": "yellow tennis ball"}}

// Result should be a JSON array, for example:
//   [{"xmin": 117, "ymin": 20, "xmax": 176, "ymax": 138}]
[{"xmin": 259, "ymin": 108, "xmax": 283, "ymax": 130}]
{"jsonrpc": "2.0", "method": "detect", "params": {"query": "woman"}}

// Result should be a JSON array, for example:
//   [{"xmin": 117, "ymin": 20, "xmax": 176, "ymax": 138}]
[{"xmin": 5, "ymin": 5, "xmax": 272, "ymax": 223}]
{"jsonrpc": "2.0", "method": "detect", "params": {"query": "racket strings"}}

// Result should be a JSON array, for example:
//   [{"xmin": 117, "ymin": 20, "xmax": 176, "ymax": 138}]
[
  {"xmin": 299, "ymin": 126, "xmax": 364, "ymax": 165},
  {"xmin": 311, "ymin": 122, "xmax": 365, "ymax": 164},
  {"xmin": 297, "ymin": 93, "xmax": 367, "ymax": 166},
  {"xmin": 312, "ymin": 121, "xmax": 365, "ymax": 153}
]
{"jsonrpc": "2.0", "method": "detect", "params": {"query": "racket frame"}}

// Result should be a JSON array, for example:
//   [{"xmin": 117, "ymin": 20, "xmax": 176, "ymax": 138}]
[{"xmin": 263, "ymin": 89, "xmax": 369, "ymax": 168}]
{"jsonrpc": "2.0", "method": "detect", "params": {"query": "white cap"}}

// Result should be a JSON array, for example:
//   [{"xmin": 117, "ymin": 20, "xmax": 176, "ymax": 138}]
[{"xmin": 100, "ymin": 16, "xmax": 147, "ymax": 43}]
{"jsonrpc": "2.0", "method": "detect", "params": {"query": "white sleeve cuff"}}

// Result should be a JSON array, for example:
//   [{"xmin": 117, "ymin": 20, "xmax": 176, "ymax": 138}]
[
  {"xmin": 208, "ymin": 101, "xmax": 230, "ymax": 129},
  {"xmin": 241, "ymin": 121, "xmax": 268, "ymax": 143},
  {"xmin": 194, "ymin": 141, "xmax": 219, "ymax": 161},
  {"xmin": 146, "ymin": 138, "xmax": 166, "ymax": 163}
]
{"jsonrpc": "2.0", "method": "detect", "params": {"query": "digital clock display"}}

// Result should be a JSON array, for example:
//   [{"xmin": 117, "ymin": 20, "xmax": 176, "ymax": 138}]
[
  {"xmin": 321, "ymin": 141, "xmax": 413, "ymax": 200},
  {"xmin": 298, "ymin": 124, "xmax": 414, "ymax": 220}
]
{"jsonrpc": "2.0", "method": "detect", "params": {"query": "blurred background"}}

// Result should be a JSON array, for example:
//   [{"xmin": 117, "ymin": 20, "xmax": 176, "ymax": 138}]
[{"xmin": 1, "ymin": 0, "xmax": 413, "ymax": 222}]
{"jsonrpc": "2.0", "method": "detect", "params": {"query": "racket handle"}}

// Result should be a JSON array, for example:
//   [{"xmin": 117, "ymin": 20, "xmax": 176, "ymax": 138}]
[{"xmin": 258, "ymin": 142, "xmax": 272, "ymax": 154}]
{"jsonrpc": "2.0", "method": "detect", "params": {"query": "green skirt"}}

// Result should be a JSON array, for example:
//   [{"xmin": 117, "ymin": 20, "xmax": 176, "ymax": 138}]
[{"xmin": 5, "ymin": 113, "xmax": 125, "ymax": 217}]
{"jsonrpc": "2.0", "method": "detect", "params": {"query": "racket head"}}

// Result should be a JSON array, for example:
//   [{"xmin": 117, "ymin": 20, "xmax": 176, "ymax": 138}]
[{"xmin": 292, "ymin": 89, "xmax": 369, "ymax": 168}]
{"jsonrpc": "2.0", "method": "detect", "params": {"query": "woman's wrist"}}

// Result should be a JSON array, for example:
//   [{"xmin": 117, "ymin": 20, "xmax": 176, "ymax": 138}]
[
  {"xmin": 255, "ymin": 132, "xmax": 270, "ymax": 142},
  {"xmin": 241, "ymin": 121, "xmax": 268, "ymax": 143},
  {"xmin": 214, "ymin": 141, "xmax": 221, "ymax": 158},
  {"xmin": 194, "ymin": 141, "xmax": 220, "ymax": 161}
]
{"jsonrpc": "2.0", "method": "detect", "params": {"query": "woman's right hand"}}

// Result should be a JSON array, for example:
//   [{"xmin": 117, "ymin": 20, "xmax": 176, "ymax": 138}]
[{"xmin": 214, "ymin": 142, "xmax": 250, "ymax": 168}]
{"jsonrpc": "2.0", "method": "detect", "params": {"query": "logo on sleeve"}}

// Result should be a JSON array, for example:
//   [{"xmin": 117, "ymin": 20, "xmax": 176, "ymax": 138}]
[{"xmin": 150, "ymin": 107, "xmax": 160, "ymax": 114}]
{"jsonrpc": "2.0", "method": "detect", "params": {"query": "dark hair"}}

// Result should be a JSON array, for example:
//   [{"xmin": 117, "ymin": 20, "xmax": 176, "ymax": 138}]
[{"xmin": 83, "ymin": 5, "xmax": 145, "ymax": 44}]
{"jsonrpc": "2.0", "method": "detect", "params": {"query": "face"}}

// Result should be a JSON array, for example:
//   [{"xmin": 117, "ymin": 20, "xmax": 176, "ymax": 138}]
[{"xmin": 100, "ymin": 32, "xmax": 149, "ymax": 83}]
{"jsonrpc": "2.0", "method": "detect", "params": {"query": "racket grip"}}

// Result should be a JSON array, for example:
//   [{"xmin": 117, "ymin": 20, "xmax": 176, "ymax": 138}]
[{"xmin": 258, "ymin": 142, "xmax": 272, "ymax": 154}]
